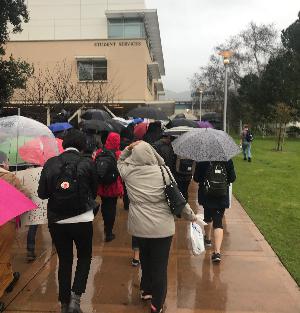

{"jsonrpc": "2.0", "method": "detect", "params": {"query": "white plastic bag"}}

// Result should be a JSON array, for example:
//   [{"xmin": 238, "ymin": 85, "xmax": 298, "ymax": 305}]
[{"xmin": 188, "ymin": 222, "xmax": 205, "ymax": 256}]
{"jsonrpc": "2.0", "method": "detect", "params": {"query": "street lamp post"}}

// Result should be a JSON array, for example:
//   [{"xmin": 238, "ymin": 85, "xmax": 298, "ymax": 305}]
[
  {"xmin": 219, "ymin": 50, "xmax": 233, "ymax": 132},
  {"xmin": 199, "ymin": 89, "xmax": 203, "ymax": 122}
]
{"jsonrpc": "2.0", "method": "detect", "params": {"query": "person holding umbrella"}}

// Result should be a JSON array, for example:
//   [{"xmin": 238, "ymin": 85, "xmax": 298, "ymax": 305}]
[
  {"xmin": 172, "ymin": 128, "xmax": 239, "ymax": 263},
  {"xmin": 0, "ymin": 151, "xmax": 31, "ymax": 312}
]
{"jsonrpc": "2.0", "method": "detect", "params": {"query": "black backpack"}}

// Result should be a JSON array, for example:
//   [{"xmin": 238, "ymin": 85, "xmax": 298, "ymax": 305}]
[
  {"xmin": 95, "ymin": 148, "xmax": 119, "ymax": 185},
  {"xmin": 176, "ymin": 157, "xmax": 194, "ymax": 176},
  {"xmin": 245, "ymin": 130, "xmax": 254, "ymax": 142},
  {"xmin": 53, "ymin": 156, "xmax": 81, "ymax": 210},
  {"xmin": 204, "ymin": 162, "xmax": 228, "ymax": 197}
]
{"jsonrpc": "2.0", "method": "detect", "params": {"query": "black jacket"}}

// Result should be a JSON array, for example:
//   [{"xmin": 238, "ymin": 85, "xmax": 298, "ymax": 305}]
[
  {"xmin": 38, "ymin": 150, "xmax": 98, "ymax": 224},
  {"xmin": 153, "ymin": 139, "xmax": 176, "ymax": 174},
  {"xmin": 194, "ymin": 160, "xmax": 236, "ymax": 209}
]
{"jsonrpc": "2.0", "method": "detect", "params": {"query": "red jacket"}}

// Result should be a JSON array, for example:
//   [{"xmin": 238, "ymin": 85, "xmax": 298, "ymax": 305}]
[{"xmin": 95, "ymin": 132, "xmax": 124, "ymax": 198}]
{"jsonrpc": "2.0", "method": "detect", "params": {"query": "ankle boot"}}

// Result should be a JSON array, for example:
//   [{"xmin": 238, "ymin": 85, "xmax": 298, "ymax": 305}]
[
  {"xmin": 68, "ymin": 292, "xmax": 83, "ymax": 313},
  {"xmin": 61, "ymin": 303, "xmax": 69, "ymax": 313}
]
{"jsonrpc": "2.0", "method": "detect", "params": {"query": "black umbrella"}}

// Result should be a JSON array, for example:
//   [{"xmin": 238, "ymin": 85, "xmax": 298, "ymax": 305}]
[
  {"xmin": 127, "ymin": 107, "xmax": 168, "ymax": 120},
  {"xmin": 169, "ymin": 118, "xmax": 198, "ymax": 128},
  {"xmin": 81, "ymin": 109, "xmax": 111, "ymax": 121},
  {"xmin": 174, "ymin": 113, "xmax": 186, "ymax": 119},
  {"xmin": 81, "ymin": 120, "xmax": 112, "ymax": 133},
  {"xmin": 106, "ymin": 119, "xmax": 126, "ymax": 134}
]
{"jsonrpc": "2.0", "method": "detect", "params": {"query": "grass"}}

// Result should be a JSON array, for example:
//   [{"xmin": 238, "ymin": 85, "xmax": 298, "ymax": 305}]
[{"xmin": 233, "ymin": 138, "xmax": 300, "ymax": 285}]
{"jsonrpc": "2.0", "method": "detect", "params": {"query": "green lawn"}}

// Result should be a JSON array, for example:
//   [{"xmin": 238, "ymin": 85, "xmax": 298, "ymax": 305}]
[{"xmin": 233, "ymin": 138, "xmax": 300, "ymax": 285}]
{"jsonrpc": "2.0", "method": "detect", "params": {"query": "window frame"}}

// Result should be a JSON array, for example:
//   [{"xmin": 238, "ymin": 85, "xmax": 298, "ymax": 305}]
[{"xmin": 77, "ymin": 59, "xmax": 108, "ymax": 82}]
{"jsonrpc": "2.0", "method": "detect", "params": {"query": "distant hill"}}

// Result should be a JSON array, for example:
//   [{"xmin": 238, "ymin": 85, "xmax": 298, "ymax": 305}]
[{"xmin": 161, "ymin": 90, "xmax": 192, "ymax": 101}]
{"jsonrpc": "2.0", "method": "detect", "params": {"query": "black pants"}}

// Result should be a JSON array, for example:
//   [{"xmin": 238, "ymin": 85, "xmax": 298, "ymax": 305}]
[
  {"xmin": 101, "ymin": 197, "xmax": 117, "ymax": 236},
  {"xmin": 137, "ymin": 236, "xmax": 173, "ymax": 311},
  {"xmin": 123, "ymin": 185, "xmax": 130, "ymax": 210},
  {"xmin": 48, "ymin": 222, "xmax": 93, "ymax": 304},
  {"xmin": 203, "ymin": 207, "xmax": 225, "ymax": 229},
  {"xmin": 177, "ymin": 180, "xmax": 190, "ymax": 201}
]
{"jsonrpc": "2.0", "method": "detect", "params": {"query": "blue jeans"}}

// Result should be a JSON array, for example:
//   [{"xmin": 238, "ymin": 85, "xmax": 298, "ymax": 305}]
[
  {"xmin": 27, "ymin": 225, "xmax": 38, "ymax": 252},
  {"xmin": 242, "ymin": 142, "xmax": 251, "ymax": 159}
]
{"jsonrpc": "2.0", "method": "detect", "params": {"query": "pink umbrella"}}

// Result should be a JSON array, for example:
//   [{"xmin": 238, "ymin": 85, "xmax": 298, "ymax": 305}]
[
  {"xmin": 0, "ymin": 178, "xmax": 37, "ymax": 226},
  {"xmin": 18, "ymin": 136, "xmax": 63, "ymax": 166}
]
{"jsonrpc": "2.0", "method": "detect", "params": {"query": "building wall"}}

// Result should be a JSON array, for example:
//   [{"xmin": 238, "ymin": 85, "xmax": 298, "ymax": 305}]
[
  {"xmin": 6, "ymin": 38, "xmax": 154, "ymax": 102},
  {"xmin": 10, "ymin": 0, "xmax": 146, "ymax": 41}
]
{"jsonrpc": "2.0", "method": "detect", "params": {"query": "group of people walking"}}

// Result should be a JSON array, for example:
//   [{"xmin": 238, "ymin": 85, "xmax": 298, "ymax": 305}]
[{"xmin": 0, "ymin": 120, "xmax": 238, "ymax": 313}]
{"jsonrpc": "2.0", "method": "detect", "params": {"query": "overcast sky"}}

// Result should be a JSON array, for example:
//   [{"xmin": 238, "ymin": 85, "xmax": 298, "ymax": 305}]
[{"xmin": 145, "ymin": 0, "xmax": 300, "ymax": 93}]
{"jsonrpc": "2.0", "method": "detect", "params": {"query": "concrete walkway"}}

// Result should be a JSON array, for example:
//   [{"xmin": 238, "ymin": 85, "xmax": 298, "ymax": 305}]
[{"xmin": 2, "ymin": 183, "xmax": 300, "ymax": 312}]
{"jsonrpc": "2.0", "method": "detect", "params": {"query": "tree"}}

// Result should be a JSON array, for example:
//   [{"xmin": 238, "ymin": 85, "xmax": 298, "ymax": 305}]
[
  {"xmin": 281, "ymin": 11, "xmax": 300, "ymax": 54},
  {"xmin": 0, "ymin": 0, "xmax": 31, "ymax": 107}
]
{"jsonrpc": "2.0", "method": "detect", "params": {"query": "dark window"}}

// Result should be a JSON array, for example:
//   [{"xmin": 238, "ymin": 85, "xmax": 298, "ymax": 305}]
[{"xmin": 78, "ymin": 59, "xmax": 107, "ymax": 81}]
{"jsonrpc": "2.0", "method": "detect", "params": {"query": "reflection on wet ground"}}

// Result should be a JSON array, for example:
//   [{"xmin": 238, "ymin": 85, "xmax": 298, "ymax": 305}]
[{"xmin": 2, "ymin": 183, "xmax": 300, "ymax": 312}]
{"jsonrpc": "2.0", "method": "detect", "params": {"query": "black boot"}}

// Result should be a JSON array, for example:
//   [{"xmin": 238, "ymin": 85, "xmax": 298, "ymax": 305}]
[
  {"xmin": 61, "ymin": 303, "xmax": 69, "ymax": 313},
  {"xmin": 68, "ymin": 292, "xmax": 83, "ymax": 313},
  {"xmin": 5, "ymin": 272, "xmax": 20, "ymax": 293},
  {"xmin": 248, "ymin": 157, "xmax": 252, "ymax": 162}
]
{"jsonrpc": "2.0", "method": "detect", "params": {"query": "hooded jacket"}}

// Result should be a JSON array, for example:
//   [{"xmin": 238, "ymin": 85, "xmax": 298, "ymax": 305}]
[
  {"xmin": 117, "ymin": 141, "xmax": 196, "ymax": 238},
  {"xmin": 95, "ymin": 132, "xmax": 124, "ymax": 197}
]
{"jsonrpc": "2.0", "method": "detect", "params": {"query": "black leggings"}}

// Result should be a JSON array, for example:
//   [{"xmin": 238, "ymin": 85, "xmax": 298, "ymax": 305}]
[
  {"xmin": 203, "ymin": 207, "xmax": 225, "ymax": 229},
  {"xmin": 48, "ymin": 222, "xmax": 93, "ymax": 304},
  {"xmin": 101, "ymin": 197, "xmax": 117, "ymax": 236},
  {"xmin": 137, "ymin": 236, "xmax": 173, "ymax": 311}
]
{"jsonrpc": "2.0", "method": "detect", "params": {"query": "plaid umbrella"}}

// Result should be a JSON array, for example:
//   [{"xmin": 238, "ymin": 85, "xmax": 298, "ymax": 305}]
[{"xmin": 172, "ymin": 128, "xmax": 241, "ymax": 162}]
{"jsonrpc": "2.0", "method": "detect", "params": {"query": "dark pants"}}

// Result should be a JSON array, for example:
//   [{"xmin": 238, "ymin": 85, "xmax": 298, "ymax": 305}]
[
  {"xmin": 27, "ymin": 224, "xmax": 38, "ymax": 252},
  {"xmin": 123, "ymin": 185, "xmax": 129, "ymax": 210},
  {"xmin": 48, "ymin": 222, "xmax": 93, "ymax": 304},
  {"xmin": 204, "ymin": 207, "xmax": 226, "ymax": 229},
  {"xmin": 176, "ymin": 180, "xmax": 190, "ymax": 201},
  {"xmin": 101, "ymin": 197, "xmax": 117, "ymax": 236},
  {"xmin": 132, "ymin": 236, "xmax": 139, "ymax": 250},
  {"xmin": 137, "ymin": 236, "xmax": 173, "ymax": 311}
]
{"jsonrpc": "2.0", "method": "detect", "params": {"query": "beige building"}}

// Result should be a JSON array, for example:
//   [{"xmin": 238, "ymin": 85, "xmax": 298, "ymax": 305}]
[{"xmin": 5, "ymin": 0, "xmax": 173, "ymax": 120}]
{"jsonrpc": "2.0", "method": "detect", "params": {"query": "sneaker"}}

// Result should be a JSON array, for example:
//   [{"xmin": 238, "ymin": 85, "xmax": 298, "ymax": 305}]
[
  {"xmin": 204, "ymin": 236, "xmax": 212, "ymax": 247},
  {"xmin": 248, "ymin": 157, "xmax": 252, "ymax": 162},
  {"xmin": 68, "ymin": 292, "xmax": 82, "ymax": 313},
  {"xmin": 141, "ymin": 291, "xmax": 152, "ymax": 300},
  {"xmin": 105, "ymin": 233, "xmax": 116, "ymax": 242},
  {"xmin": 27, "ymin": 250, "xmax": 36, "ymax": 262},
  {"xmin": 131, "ymin": 258, "xmax": 140, "ymax": 267},
  {"xmin": 5, "ymin": 272, "xmax": 20, "ymax": 293},
  {"xmin": 211, "ymin": 252, "xmax": 221, "ymax": 263},
  {"xmin": 243, "ymin": 157, "xmax": 247, "ymax": 161},
  {"xmin": 150, "ymin": 304, "xmax": 163, "ymax": 312}
]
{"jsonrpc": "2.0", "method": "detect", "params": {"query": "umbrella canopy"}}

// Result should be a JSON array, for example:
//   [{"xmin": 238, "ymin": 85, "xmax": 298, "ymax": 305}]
[
  {"xmin": 0, "ymin": 136, "xmax": 32, "ymax": 165},
  {"xmin": 197, "ymin": 121, "xmax": 214, "ymax": 128},
  {"xmin": 18, "ymin": 136, "xmax": 63, "ymax": 166},
  {"xmin": 127, "ymin": 107, "xmax": 168, "ymax": 120},
  {"xmin": 81, "ymin": 109, "xmax": 111, "ymax": 121},
  {"xmin": 0, "ymin": 178, "xmax": 37, "ymax": 226},
  {"xmin": 0, "ymin": 116, "xmax": 58, "ymax": 166},
  {"xmin": 81, "ymin": 120, "xmax": 112, "ymax": 133},
  {"xmin": 48, "ymin": 122, "xmax": 72, "ymax": 133},
  {"xmin": 163, "ymin": 126, "xmax": 195, "ymax": 137},
  {"xmin": 168, "ymin": 118, "xmax": 198, "ymax": 128},
  {"xmin": 172, "ymin": 128, "xmax": 241, "ymax": 162},
  {"xmin": 106, "ymin": 119, "xmax": 126, "ymax": 134}
]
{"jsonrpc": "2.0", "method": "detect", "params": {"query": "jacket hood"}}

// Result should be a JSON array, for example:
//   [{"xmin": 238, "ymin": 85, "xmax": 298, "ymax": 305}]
[
  {"xmin": 125, "ymin": 141, "xmax": 165, "ymax": 166},
  {"xmin": 105, "ymin": 132, "xmax": 120, "ymax": 150}
]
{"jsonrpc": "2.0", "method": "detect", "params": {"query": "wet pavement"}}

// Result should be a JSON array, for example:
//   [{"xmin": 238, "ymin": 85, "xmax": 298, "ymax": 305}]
[{"xmin": 2, "ymin": 182, "xmax": 300, "ymax": 312}]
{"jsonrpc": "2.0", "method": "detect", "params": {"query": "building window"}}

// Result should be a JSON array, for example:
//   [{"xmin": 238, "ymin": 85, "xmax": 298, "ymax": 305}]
[
  {"xmin": 108, "ymin": 18, "xmax": 145, "ymax": 39},
  {"xmin": 147, "ymin": 67, "xmax": 152, "ymax": 93},
  {"xmin": 77, "ymin": 59, "xmax": 107, "ymax": 81}
]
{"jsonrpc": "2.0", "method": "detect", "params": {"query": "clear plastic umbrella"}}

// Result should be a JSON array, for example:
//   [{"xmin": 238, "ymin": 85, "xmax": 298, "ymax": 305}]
[{"xmin": 0, "ymin": 116, "xmax": 59, "ymax": 167}]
